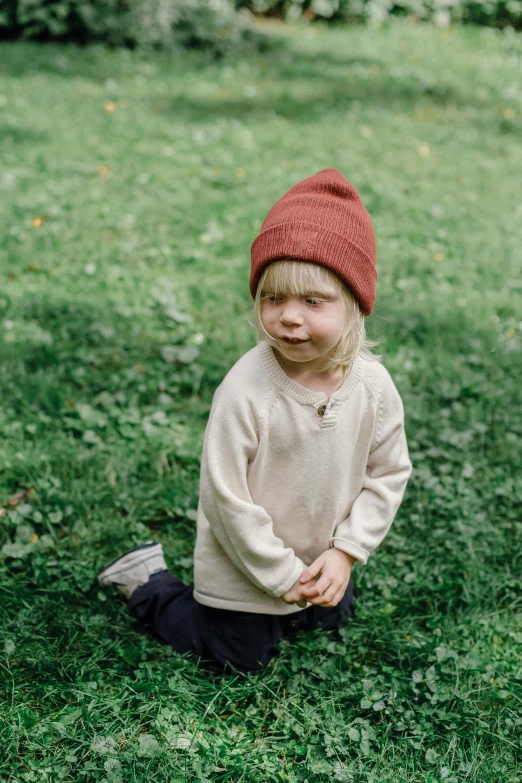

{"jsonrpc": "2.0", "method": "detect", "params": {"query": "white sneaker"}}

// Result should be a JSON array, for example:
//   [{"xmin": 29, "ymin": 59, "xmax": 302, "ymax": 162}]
[{"xmin": 97, "ymin": 541, "xmax": 168, "ymax": 600}]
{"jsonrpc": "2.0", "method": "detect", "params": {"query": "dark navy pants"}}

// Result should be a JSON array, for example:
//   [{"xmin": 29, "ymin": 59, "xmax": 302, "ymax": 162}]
[{"xmin": 128, "ymin": 571, "xmax": 354, "ymax": 674}]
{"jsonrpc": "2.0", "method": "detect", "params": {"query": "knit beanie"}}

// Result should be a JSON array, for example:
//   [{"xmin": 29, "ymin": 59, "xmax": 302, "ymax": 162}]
[{"xmin": 250, "ymin": 168, "xmax": 377, "ymax": 315}]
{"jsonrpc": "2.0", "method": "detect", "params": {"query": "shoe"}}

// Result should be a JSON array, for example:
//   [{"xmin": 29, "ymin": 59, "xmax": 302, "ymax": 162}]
[{"xmin": 97, "ymin": 541, "xmax": 168, "ymax": 600}]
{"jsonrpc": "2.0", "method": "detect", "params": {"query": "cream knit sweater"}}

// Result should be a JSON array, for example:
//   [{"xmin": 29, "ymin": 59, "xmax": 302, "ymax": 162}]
[{"xmin": 193, "ymin": 342, "xmax": 412, "ymax": 615}]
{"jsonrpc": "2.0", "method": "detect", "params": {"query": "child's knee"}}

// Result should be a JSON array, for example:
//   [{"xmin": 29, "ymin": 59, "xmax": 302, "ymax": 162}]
[{"xmin": 194, "ymin": 602, "xmax": 281, "ymax": 674}]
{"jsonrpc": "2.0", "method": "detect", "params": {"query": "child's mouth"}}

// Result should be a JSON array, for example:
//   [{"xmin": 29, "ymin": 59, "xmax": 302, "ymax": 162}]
[{"xmin": 281, "ymin": 337, "xmax": 307, "ymax": 344}]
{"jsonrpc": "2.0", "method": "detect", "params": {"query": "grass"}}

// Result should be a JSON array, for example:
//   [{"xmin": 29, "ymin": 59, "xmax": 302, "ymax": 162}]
[{"xmin": 1, "ymin": 17, "xmax": 521, "ymax": 783}]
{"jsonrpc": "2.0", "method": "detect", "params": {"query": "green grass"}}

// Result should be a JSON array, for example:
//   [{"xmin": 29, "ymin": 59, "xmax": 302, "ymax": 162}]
[{"xmin": 1, "ymin": 18, "xmax": 521, "ymax": 783}]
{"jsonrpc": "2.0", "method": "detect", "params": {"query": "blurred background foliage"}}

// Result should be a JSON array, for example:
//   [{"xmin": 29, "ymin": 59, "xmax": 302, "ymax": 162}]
[
  {"xmin": 0, "ymin": 0, "xmax": 269, "ymax": 55},
  {"xmin": 0, "ymin": 0, "xmax": 521, "ymax": 55}
]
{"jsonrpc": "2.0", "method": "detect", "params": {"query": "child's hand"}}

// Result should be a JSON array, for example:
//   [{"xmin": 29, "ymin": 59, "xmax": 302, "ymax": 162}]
[
  {"xmin": 299, "ymin": 549, "xmax": 355, "ymax": 608},
  {"xmin": 281, "ymin": 565, "xmax": 315, "ymax": 607}
]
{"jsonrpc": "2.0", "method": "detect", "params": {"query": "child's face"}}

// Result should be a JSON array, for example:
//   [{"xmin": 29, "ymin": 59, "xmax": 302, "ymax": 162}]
[{"xmin": 260, "ymin": 281, "xmax": 347, "ymax": 372}]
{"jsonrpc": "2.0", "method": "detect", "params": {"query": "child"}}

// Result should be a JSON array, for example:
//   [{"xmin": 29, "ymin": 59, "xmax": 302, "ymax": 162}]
[{"xmin": 98, "ymin": 168, "xmax": 412, "ymax": 674}]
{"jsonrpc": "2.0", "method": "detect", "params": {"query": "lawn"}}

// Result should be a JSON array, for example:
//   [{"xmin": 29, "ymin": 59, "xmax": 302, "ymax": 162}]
[{"xmin": 1, "ymin": 18, "xmax": 521, "ymax": 783}]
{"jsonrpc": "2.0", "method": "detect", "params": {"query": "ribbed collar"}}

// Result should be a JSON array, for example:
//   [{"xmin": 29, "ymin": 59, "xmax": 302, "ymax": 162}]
[{"xmin": 257, "ymin": 341, "xmax": 363, "ymax": 406}]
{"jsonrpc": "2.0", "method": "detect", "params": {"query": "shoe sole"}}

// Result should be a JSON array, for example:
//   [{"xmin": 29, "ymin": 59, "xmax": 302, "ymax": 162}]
[{"xmin": 97, "ymin": 541, "xmax": 160, "ymax": 583}]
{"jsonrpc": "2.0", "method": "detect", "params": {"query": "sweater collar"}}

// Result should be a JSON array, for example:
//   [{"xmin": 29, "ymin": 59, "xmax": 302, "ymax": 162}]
[{"xmin": 257, "ymin": 341, "xmax": 363, "ymax": 405}]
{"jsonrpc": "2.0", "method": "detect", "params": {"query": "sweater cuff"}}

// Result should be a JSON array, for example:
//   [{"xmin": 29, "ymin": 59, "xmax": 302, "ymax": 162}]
[
  {"xmin": 329, "ymin": 538, "xmax": 369, "ymax": 566},
  {"xmin": 266, "ymin": 558, "xmax": 305, "ymax": 599}
]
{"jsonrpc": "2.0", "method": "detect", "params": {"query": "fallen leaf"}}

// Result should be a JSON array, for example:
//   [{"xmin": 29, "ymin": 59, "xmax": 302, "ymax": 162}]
[{"xmin": 7, "ymin": 489, "xmax": 34, "ymax": 506}]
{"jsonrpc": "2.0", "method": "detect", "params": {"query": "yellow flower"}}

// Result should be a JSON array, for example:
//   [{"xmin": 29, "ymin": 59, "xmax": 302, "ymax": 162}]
[
  {"xmin": 32, "ymin": 217, "xmax": 44, "ymax": 228},
  {"xmin": 99, "ymin": 166, "xmax": 109, "ymax": 176},
  {"xmin": 418, "ymin": 144, "xmax": 430, "ymax": 158},
  {"xmin": 104, "ymin": 100, "xmax": 117, "ymax": 114},
  {"xmin": 433, "ymin": 252, "xmax": 444, "ymax": 262}
]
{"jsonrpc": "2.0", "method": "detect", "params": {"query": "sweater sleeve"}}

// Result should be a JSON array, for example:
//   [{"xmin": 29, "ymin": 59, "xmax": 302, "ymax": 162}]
[
  {"xmin": 329, "ymin": 372, "xmax": 412, "ymax": 565},
  {"xmin": 199, "ymin": 382, "xmax": 305, "ymax": 598}
]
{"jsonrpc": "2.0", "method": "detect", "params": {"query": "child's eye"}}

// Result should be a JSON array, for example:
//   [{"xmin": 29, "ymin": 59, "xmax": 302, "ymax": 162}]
[{"xmin": 262, "ymin": 294, "xmax": 330, "ymax": 306}]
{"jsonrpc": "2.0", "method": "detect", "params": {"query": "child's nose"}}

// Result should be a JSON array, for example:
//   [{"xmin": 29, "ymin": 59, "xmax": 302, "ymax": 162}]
[{"xmin": 279, "ymin": 303, "xmax": 304, "ymax": 326}]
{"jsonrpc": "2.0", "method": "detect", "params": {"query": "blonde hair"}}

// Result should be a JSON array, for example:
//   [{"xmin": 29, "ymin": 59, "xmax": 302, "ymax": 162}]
[{"xmin": 252, "ymin": 259, "xmax": 381, "ymax": 374}]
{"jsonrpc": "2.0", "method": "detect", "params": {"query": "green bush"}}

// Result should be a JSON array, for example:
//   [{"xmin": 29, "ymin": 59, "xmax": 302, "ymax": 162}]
[
  {"xmin": 0, "ymin": 0, "xmax": 270, "ymax": 54},
  {"xmin": 236, "ymin": 0, "xmax": 522, "ymax": 28}
]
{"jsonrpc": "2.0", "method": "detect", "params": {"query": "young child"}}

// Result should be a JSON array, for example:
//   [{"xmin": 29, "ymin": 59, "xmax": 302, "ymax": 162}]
[{"xmin": 98, "ymin": 168, "xmax": 412, "ymax": 674}]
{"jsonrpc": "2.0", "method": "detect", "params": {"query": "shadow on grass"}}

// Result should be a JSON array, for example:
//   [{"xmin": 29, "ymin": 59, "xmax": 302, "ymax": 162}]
[
  {"xmin": 0, "ymin": 293, "xmax": 224, "ymax": 421},
  {"xmin": 0, "ymin": 121, "xmax": 49, "ymax": 145},
  {"xmin": 1, "ymin": 38, "xmax": 464, "ymax": 122},
  {"xmin": 162, "ymin": 86, "xmax": 459, "ymax": 124}
]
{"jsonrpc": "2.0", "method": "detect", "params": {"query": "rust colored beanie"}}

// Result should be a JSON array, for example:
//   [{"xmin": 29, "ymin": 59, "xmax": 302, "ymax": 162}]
[{"xmin": 250, "ymin": 168, "xmax": 377, "ymax": 315}]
